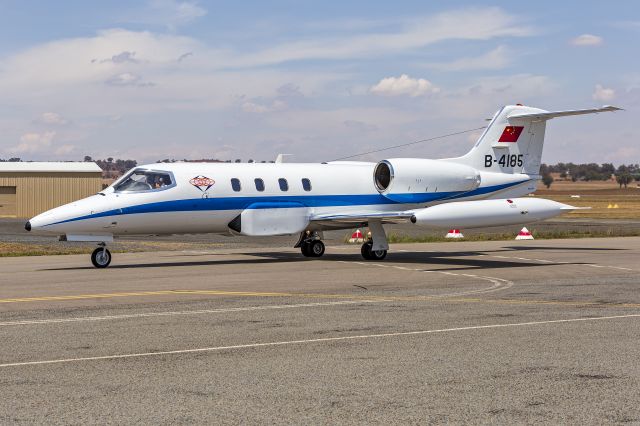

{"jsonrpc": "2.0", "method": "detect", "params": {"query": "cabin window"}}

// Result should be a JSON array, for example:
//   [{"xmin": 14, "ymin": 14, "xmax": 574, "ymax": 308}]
[
  {"xmin": 231, "ymin": 178, "xmax": 241, "ymax": 192},
  {"xmin": 254, "ymin": 178, "xmax": 265, "ymax": 192},
  {"xmin": 114, "ymin": 169, "xmax": 174, "ymax": 192},
  {"xmin": 302, "ymin": 178, "xmax": 312, "ymax": 191},
  {"xmin": 278, "ymin": 178, "xmax": 288, "ymax": 191}
]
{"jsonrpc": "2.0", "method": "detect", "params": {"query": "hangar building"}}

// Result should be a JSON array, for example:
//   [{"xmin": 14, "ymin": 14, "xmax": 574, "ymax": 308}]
[{"xmin": 0, "ymin": 162, "xmax": 103, "ymax": 218}]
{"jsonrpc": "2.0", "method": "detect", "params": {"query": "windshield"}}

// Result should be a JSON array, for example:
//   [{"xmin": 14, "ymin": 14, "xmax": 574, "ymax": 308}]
[{"xmin": 114, "ymin": 169, "xmax": 174, "ymax": 192}]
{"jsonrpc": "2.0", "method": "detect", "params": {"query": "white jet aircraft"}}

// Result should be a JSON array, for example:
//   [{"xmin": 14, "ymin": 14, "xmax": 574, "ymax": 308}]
[{"xmin": 26, "ymin": 104, "xmax": 621, "ymax": 268}]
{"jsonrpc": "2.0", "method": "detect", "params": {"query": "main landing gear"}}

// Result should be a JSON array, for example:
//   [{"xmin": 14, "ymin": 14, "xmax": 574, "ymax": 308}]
[
  {"xmin": 91, "ymin": 243, "xmax": 111, "ymax": 268},
  {"xmin": 301, "ymin": 239, "xmax": 325, "ymax": 257},
  {"xmin": 360, "ymin": 241, "xmax": 387, "ymax": 260},
  {"xmin": 297, "ymin": 231, "xmax": 325, "ymax": 258}
]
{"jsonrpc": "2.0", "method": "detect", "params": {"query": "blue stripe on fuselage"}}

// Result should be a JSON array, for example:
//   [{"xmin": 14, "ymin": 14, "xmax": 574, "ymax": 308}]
[{"xmin": 46, "ymin": 180, "xmax": 529, "ymax": 226}]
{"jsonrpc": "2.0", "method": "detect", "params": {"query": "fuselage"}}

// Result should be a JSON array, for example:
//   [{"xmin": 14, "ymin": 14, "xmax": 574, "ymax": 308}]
[{"xmin": 28, "ymin": 160, "xmax": 536, "ymax": 238}]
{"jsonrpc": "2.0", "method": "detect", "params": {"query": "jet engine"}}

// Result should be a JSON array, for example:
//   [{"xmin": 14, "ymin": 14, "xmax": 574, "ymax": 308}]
[{"xmin": 373, "ymin": 159, "xmax": 481, "ymax": 202}]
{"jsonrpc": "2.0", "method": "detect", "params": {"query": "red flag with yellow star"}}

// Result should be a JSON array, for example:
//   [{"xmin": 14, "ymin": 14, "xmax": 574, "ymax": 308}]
[{"xmin": 498, "ymin": 126, "xmax": 524, "ymax": 142}]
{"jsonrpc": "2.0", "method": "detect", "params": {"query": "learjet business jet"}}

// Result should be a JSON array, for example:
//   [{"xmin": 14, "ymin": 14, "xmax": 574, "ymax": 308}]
[{"xmin": 25, "ymin": 104, "xmax": 621, "ymax": 267}]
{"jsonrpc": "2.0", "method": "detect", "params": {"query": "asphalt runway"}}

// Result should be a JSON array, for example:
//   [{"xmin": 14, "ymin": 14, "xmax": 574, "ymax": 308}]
[{"xmin": 1, "ymin": 238, "xmax": 639, "ymax": 424}]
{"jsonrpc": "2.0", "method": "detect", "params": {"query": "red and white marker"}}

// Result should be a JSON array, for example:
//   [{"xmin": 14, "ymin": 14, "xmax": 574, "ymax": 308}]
[
  {"xmin": 515, "ymin": 227, "xmax": 534, "ymax": 240},
  {"xmin": 348, "ymin": 229, "xmax": 364, "ymax": 243},
  {"xmin": 445, "ymin": 229, "xmax": 464, "ymax": 239}
]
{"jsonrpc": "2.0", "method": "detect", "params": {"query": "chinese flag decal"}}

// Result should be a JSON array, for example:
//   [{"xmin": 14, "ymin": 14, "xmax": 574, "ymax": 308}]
[{"xmin": 498, "ymin": 126, "xmax": 524, "ymax": 142}]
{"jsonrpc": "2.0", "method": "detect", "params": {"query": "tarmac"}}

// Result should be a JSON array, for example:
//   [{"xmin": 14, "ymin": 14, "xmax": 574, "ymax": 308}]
[{"xmin": 0, "ymin": 237, "xmax": 639, "ymax": 424}]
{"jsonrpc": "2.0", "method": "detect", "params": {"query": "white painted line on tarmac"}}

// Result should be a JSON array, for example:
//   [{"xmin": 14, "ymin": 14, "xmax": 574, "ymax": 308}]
[
  {"xmin": 0, "ymin": 300, "xmax": 386, "ymax": 327},
  {"xmin": 338, "ymin": 261, "xmax": 514, "ymax": 297},
  {"xmin": 2, "ymin": 314, "xmax": 638, "ymax": 368}
]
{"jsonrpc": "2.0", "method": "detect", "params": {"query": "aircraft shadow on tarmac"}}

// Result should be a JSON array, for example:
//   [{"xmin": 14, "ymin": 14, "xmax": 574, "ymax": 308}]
[{"xmin": 41, "ymin": 250, "xmax": 591, "ymax": 272}]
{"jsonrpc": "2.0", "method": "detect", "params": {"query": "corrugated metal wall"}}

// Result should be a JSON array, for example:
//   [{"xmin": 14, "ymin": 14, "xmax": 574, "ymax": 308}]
[{"xmin": 0, "ymin": 172, "xmax": 102, "ymax": 218}]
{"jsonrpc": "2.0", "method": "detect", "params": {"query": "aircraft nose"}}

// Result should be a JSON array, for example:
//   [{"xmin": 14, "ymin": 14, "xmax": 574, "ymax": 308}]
[{"xmin": 25, "ymin": 221, "xmax": 31, "ymax": 232}]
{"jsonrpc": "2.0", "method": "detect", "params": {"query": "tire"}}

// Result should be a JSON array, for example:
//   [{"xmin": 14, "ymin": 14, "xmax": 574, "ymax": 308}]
[
  {"xmin": 91, "ymin": 247, "xmax": 111, "ymax": 268},
  {"xmin": 361, "ymin": 242, "xmax": 387, "ymax": 261},
  {"xmin": 370, "ymin": 248, "xmax": 387, "ymax": 260},
  {"xmin": 309, "ymin": 240, "xmax": 325, "ymax": 257},
  {"xmin": 361, "ymin": 242, "xmax": 372, "ymax": 260},
  {"xmin": 301, "ymin": 242, "xmax": 312, "ymax": 257}
]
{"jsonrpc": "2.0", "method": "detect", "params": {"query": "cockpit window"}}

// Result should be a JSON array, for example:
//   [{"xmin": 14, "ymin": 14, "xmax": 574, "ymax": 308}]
[{"xmin": 114, "ymin": 169, "xmax": 174, "ymax": 192}]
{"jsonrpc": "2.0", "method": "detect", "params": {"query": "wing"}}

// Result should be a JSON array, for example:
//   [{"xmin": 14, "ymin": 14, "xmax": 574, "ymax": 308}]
[{"xmin": 309, "ymin": 210, "xmax": 414, "ymax": 230}]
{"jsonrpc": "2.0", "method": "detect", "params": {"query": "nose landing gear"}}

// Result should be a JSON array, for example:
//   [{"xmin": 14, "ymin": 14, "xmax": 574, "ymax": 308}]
[{"xmin": 91, "ymin": 243, "xmax": 112, "ymax": 268}]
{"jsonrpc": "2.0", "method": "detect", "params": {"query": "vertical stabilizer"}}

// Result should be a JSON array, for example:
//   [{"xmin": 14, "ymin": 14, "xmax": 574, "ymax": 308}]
[{"xmin": 450, "ymin": 104, "xmax": 621, "ymax": 176}]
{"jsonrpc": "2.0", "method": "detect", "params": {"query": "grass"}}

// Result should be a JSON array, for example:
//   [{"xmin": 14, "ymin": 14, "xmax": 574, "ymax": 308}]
[
  {"xmin": 0, "ymin": 243, "xmax": 94, "ymax": 257},
  {"xmin": 534, "ymin": 181, "xmax": 640, "ymax": 219},
  {"xmin": 0, "ymin": 240, "xmax": 226, "ymax": 257}
]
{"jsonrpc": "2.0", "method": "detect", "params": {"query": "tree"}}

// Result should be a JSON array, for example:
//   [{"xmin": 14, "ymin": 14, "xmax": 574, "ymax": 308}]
[
  {"xmin": 616, "ymin": 165, "xmax": 632, "ymax": 188},
  {"xmin": 542, "ymin": 174, "xmax": 554, "ymax": 189},
  {"xmin": 84, "ymin": 155, "xmax": 92, "ymax": 162}
]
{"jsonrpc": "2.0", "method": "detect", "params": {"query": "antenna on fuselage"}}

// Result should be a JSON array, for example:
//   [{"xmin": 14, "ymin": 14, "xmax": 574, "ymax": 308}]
[{"xmin": 275, "ymin": 154, "xmax": 293, "ymax": 163}]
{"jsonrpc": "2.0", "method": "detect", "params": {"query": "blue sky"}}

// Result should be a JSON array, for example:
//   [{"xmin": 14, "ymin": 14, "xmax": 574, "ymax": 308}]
[{"xmin": 0, "ymin": 0, "xmax": 637, "ymax": 164}]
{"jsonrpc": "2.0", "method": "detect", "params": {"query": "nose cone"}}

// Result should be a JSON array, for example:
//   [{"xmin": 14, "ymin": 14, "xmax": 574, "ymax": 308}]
[{"xmin": 25, "ymin": 221, "xmax": 31, "ymax": 231}]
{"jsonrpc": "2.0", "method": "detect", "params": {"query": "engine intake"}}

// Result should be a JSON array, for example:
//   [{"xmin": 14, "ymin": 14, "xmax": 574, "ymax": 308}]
[
  {"xmin": 373, "ymin": 158, "xmax": 481, "ymax": 203},
  {"xmin": 374, "ymin": 161, "xmax": 393, "ymax": 191}
]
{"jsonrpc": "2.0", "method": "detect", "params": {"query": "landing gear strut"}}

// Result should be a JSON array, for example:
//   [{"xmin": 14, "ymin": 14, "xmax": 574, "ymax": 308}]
[
  {"xmin": 91, "ymin": 243, "xmax": 111, "ymax": 268},
  {"xmin": 296, "ymin": 231, "xmax": 325, "ymax": 258}
]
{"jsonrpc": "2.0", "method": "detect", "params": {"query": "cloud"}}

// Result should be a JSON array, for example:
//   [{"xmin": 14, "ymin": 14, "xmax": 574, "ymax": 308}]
[
  {"xmin": 343, "ymin": 120, "xmax": 378, "ymax": 132},
  {"xmin": 55, "ymin": 144, "xmax": 76, "ymax": 155},
  {"xmin": 228, "ymin": 7, "xmax": 533, "ymax": 67},
  {"xmin": 570, "ymin": 34, "xmax": 603, "ymax": 46},
  {"xmin": 241, "ymin": 100, "xmax": 287, "ymax": 113},
  {"xmin": 371, "ymin": 74, "xmax": 439, "ymax": 97},
  {"xmin": 40, "ymin": 112, "xmax": 68, "ymax": 125},
  {"xmin": 9, "ymin": 131, "xmax": 56, "ymax": 154},
  {"xmin": 125, "ymin": 0, "xmax": 207, "ymax": 29},
  {"xmin": 107, "ymin": 51, "xmax": 138, "ymax": 63},
  {"xmin": 425, "ymin": 45, "xmax": 512, "ymax": 71},
  {"xmin": 593, "ymin": 84, "xmax": 615, "ymax": 101},
  {"xmin": 105, "ymin": 72, "xmax": 154, "ymax": 87}
]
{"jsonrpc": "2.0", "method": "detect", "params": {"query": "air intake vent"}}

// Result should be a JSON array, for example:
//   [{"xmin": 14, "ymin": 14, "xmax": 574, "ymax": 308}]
[{"xmin": 374, "ymin": 161, "xmax": 393, "ymax": 192}]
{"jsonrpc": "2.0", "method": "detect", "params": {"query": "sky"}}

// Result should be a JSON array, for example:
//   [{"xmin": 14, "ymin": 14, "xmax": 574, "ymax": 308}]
[{"xmin": 0, "ymin": 0, "xmax": 638, "ymax": 165}]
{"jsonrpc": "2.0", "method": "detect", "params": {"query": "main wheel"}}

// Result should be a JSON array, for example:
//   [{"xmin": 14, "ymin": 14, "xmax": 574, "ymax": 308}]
[
  {"xmin": 301, "ymin": 241, "xmax": 312, "ymax": 257},
  {"xmin": 91, "ymin": 247, "xmax": 111, "ymax": 268},
  {"xmin": 308, "ymin": 240, "xmax": 325, "ymax": 257},
  {"xmin": 361, "ymin": 242, "xmax": 387, "ymax": 261}
]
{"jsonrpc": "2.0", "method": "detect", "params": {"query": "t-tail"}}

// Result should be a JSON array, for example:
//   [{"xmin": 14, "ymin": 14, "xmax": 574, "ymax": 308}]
[{"xmin": 450, "ymin": 104, "xmax": 622, "ymax": 177}]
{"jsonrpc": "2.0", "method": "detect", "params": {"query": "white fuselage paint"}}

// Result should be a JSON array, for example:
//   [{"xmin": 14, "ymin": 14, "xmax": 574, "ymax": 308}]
[{"xmin": 28, "ymin": 160, "xmax": 535, "ymax": 239}]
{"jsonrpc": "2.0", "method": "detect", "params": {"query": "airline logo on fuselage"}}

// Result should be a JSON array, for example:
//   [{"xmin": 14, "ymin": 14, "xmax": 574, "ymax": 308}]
[{"xmin": 189, "ymin": 176, "xmax": 215, "ymax": 192}]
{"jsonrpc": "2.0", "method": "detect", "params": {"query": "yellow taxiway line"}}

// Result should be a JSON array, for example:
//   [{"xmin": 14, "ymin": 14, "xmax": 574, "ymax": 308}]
[{"xmin": 1, "ymin": 289, "xmax": 640, "ymax": 309}]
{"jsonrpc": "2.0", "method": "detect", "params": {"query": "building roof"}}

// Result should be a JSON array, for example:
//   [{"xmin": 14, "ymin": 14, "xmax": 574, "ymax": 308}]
[{"xmin": 0, "ymin": 162, "xmax": 102, "ymax": 173}]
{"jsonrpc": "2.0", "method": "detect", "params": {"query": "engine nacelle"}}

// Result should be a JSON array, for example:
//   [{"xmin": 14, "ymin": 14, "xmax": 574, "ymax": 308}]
[{"xmin": 373, "ymin": 159, "xmax": 481, "ymax": 202}]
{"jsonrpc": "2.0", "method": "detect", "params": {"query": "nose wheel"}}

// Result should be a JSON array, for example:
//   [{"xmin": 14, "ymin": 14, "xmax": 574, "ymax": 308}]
[{"xmin": 91, "ymin": 246, "xmax": 112, "ymax": 268}]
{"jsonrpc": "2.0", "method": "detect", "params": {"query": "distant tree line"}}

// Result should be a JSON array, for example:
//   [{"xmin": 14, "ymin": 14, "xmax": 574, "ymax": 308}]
[
  {"xmin": 83, "ymin": 156, "xmax": 137, "ymax": 179},
  {"xmin": 540, "ymin": 162, "xmax": 640, "ymax": 189}
]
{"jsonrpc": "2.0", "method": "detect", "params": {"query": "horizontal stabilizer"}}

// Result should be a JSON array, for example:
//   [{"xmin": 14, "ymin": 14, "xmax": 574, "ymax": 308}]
[{"xmin": 508, "ymin": 105, "xmax": 622, "ymax": 121}]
